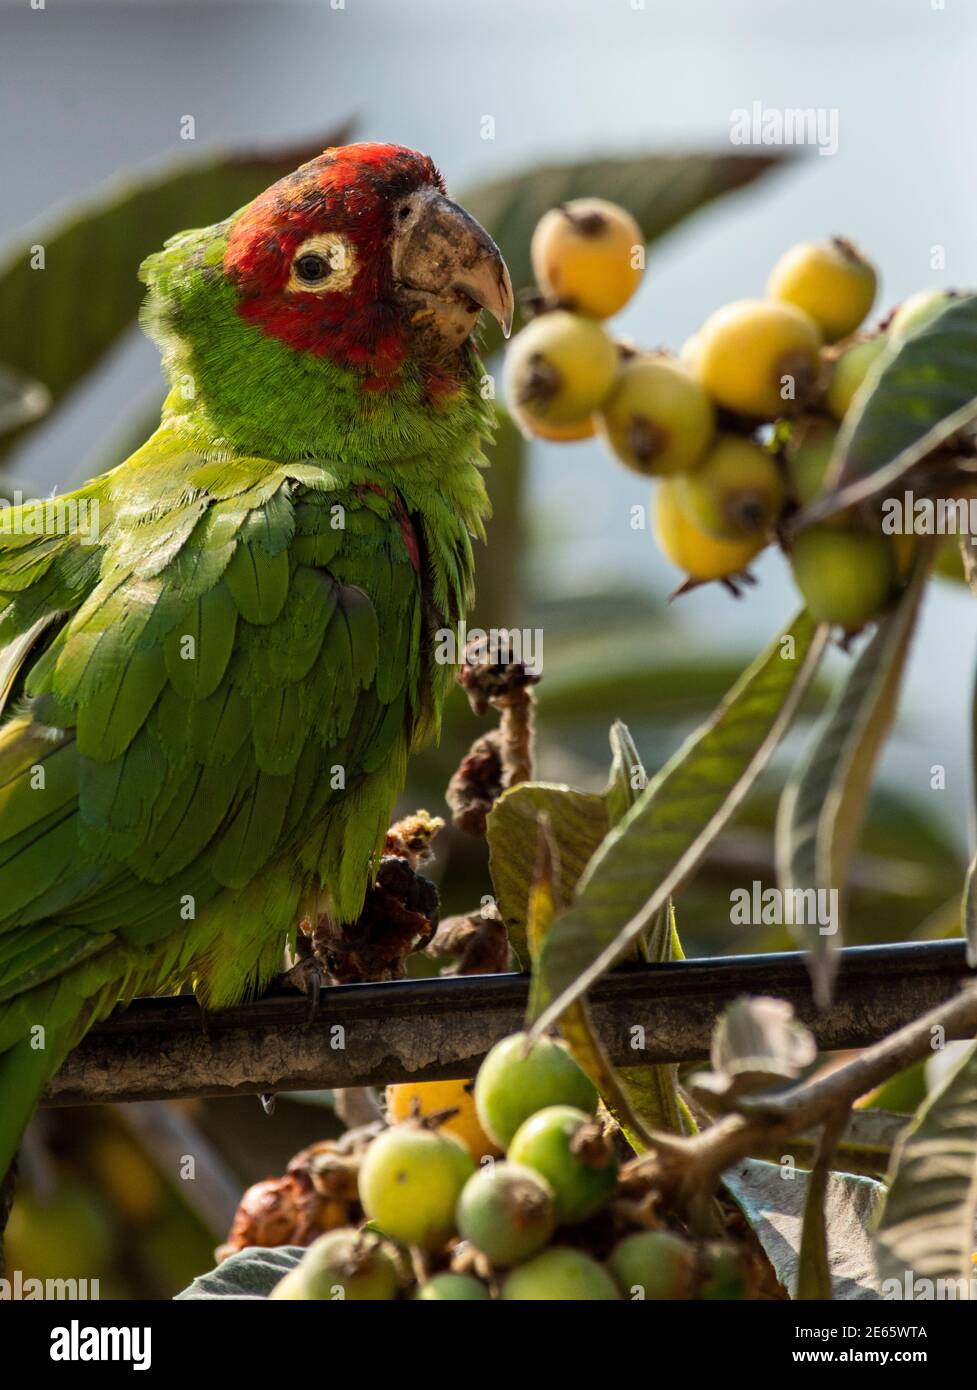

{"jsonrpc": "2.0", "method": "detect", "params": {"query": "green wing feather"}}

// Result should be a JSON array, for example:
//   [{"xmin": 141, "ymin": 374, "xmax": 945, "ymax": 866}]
[{"xmin": 0, "ymin": 420, "xmax": 481, "ymax": 1177}]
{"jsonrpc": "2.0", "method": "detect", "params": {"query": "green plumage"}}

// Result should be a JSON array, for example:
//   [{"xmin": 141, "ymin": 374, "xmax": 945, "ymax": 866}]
[{"xmin": 0, "ymin": 147, "xmax": 496, "ymax": 1177}]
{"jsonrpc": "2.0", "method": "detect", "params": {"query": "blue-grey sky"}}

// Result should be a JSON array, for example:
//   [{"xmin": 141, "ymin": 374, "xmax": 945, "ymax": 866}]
[{"xmin": 3, "ymin": 0, "xmax": 976, "ymax": 840}]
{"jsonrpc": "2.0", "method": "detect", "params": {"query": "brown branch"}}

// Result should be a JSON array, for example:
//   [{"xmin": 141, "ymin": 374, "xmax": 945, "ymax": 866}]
[
  {"xmin": 40, "ymin": 941, "xmax": 975, "ymax": 1108},
  {"xmin": 647, "ymin": 979, "xmax": 977, "ymax": 1210}
]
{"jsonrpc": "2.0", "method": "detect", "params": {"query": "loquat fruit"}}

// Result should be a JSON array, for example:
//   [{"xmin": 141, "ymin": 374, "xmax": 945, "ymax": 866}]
[
  {"xmin": 474, "ymin": 1032, "xmax": 597, "ymax": 1148},
  {"xmin": 507, "ymin": 1105, "xmax": 619, "ymax": 1226},
  {"xmin": 608, "ymin": 1230, "xmax": 696, "ymax": 1300},
  {"xmin": 503, "ymin": 310, "xmax": 619, "ymax": 426},
  {"xmin": 415, "ymin": 1273, "xmax": 491, "ymax": 1300},
  {"xmin": 269, "ymin": 1228, "xmax": 401, "ymax": 1301},
  {"xmin": 695, "ymin": 298, "xmax": 822, "ymax": 419},
  {"xmin": 501, "ymin": 1247, "xmax": 620, "ymax": 1301},
  {"xmin": 674, "ymin": 434, "xmax": 785, "ymax": 539},
  {"xmin": 385, "ymin": 1076, "xmax": 501, "ymax": 1160},
  {"xmin": 531, "ymin": 197, "xmax": 643, "ymax": 319},
  {"xmin": 790, "ymin": 525, "xmax": 895, "ymax": 630},
  {"xmin": 511, "ymin": 403, "xmax": 596, "ymax": 442},
  {"xmin": 457, "ymin": 1162, "xmax": 556, "ymax": 1266},
  {"xmin": 824, "ymin": 333, "xmax": 887, "ymax": 421},
  {"xmin": 888, "ymin": 288, "xmax": 957, "ymax": 343},
  {"xmin": 768, "ymin": 237, "xmax": 878, "ymax": 342},
  {"xmin": 357, "ymin": 1119, "xmax": 474, "ymax": 1251},
  {"xmin": 783, "ymin": 416, "xmax": 846, "ymax": 520},
  {"xmin": 595, "ymin": 354, "xmax": 716, "ymax": 476},
  {"xmin": 654, "ymin": 477, "xmax": 766, "ymax": 581}
]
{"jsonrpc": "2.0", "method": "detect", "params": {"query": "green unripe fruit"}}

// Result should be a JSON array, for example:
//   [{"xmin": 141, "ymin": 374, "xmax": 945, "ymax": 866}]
[
  {"xmin": 783, "ymin": 417, "xmax": 846, "ymax": 520},
  {"xmin": 695, "ymin": 298, "xmax": 822, "ymax": 418},
  {"xmin": 358, "ymin": 1121, "xmax": 475, "ymax": 1251},
  {"xmin": 269, "ymin": 1228, "xmax": 401, "ymax": 1301},
  {"xmin": 675, "ymin": 435, "xmax": 785, "ymax": 539},
  {"xmin": 457, "ymin": 1162, "xmax": 556, "ymax": 1266},
  {"xmin": 508, "ymin": 1106, "xmax": 619, "ymax": 1226},
  {"xmin": 474, "ymin": 1032, "xmax": 597, "ymax": 1148},
  {"xmin": 503, "ymin": 311, "xmax": 619, "ymax": 426},
  {"xmin": 595, "ymin": 355, "xmax": 716, "ymax": 476},
  {"xmin": 791, "ymin": 525, "xmax": 895, "ymax": 630},
  {"xmin": 414, "ymin": 1272, "xmax": 491, "ymax": 1300},
  {"xmin": 824, "ymin": 334, "xmax": 887, "ymax": 421},
  {"xmin": 500, "ymin": 1247, "xmax": 620, "ymax": 1301},
  {"xmin": 698, "ymin": 1241, "xmax": 748, "ymax": 1300},
  {"xmin": 768, "ymin": 238, "xmax": 878, "ymax": 342},
  {"xmin": 888, "ymin": 288, "xmax": 957, "ymax": 343},
  {"xmin": 608, "ymin": 1229, "xmax": 696, "ymax": 1300}
]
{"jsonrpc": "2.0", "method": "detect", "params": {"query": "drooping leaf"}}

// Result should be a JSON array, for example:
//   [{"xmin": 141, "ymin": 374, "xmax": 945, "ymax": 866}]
[
  {"xmin": 691, "ymin": 996, "xmax": 817, "ymax": 1110},
  {"xmin": 776, "ymin": 563, "xmax": 929, "ymax": 1004},
  {"xmin": 803, "ymin": 293, "xmax": 977, "ymax": 521},
  {"xmin": 462, "ymin": 150, "xmax": 787, "ymax": 356},
  {"xmin": 725, "ymin": 1159, "xmax": 883, "ymax": 1300},
  {"xmin": 0, "ymin": 124, "xmax": 351, "ymax": 464},
  {"xmin": 175, "ymin": 1244, "xmax": 303, "ymax": 1300},
  {"xmin": 873, "ymin": 1036, "xmax": 977, "ymax": 1296},
  {"xmin": 529, "ymin": 612, "xmax": 827, "ymax": 1036}
]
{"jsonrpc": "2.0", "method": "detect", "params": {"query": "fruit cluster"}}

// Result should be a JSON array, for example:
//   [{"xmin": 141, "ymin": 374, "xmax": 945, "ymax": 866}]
[
  {"xmin": 269, "ymin": 1032, "xmax": 752, "ymax": 1301},
  {"xmin": 505, "ymin": 202, "xmax": 947, "ymax": 631}
]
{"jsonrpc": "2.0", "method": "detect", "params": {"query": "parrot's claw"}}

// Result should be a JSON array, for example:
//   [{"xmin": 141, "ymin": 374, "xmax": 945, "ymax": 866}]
[{"xmin": 278, "ymin": 944, "xmax": 325, "ymax": 1027}]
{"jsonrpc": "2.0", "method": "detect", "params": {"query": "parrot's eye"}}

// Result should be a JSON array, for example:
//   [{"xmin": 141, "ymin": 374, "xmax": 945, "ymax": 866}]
[
  {"xmin": 295, "ymin": 253, "xmax": 331, "ymax": 284},
  {"xmin": 286, "ymin": 233, "xmax": 357, "ymax": 295}
]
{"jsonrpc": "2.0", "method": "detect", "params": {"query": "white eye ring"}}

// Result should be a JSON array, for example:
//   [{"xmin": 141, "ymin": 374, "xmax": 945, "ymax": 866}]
[{"xmin": 287, "ymin": 233, "xmax": 357, "ymax": 294}]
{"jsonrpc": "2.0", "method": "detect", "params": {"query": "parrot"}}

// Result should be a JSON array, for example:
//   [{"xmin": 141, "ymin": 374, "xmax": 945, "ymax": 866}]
[{"xmin": 0, "ymin": 142, "xmax": 513, "ymax": 1179}]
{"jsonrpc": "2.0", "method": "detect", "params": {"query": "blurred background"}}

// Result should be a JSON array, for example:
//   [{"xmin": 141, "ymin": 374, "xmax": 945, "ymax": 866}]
[{"xmin": 2, "ymin": 0, "xmax": 974, "ymax": 1295}]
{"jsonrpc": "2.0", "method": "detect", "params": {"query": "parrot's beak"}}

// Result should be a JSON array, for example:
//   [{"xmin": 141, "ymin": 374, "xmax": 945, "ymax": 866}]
[{"xmin": 392, "ymin": 186, "xmax": 514, "ymax": 352}]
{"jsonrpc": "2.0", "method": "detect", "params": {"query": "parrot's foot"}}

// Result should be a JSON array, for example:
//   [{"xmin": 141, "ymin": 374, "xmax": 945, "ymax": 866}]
[{"xmin": 279, "ymin": 933, "xmax": 325, "ymax": 1026}]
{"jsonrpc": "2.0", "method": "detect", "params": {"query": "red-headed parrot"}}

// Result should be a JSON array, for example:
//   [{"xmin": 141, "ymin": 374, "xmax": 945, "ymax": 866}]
[{"xmin": 0, "ymin": 142, "xmax": 513, "ymax": 1175}]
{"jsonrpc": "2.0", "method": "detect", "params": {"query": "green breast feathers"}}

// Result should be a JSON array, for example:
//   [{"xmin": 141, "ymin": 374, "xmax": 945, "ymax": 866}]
[{"xmin": 0, "ymin": 427, "xmax": 478, "ymax": 1031}]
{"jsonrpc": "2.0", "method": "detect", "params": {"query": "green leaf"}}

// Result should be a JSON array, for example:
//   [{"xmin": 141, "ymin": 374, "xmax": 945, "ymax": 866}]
[
  {"xmin": 796, "ymin": 1109, "xmax": 849, "ymax": 1300},
  {"xmin": 724, "ymin": 1159, "xmax": 884, "ymax": 1300},
  {"xmin": 804, "ymin": 293, "xmax": 977, "ymax": 521},
  {"xmin": 874, "ymin": 1037, "xmax": 977, "ymax": 1295},
  {"xmin": 175, "ymin": 1244, "xmax": 303, "ymax": 1299},
  {"xmin": 522, "ymin": 815, "xmax": 680, "ymax": 1143},
  {"xmin": 741, "ymin": 1109, "xmax": 908, "ymax": 1180},
  {"xmin": 487, "ymin": 782, "xmax": 608, "ymax": 966},
  {"xmin": 776, "ymin": 564, "xmax": 929, "ymax": 1004},
  {"xmin": 529, "ymin": 611, "xmax": 827, "ymax": 1036},
  {"xmin": 605, "ymin": 718, "xmax": 646, "ymax": 826},
  {"xmin": 0, "ymin": 123, "xmax": 351, "ymax": 464},
  {"xmin": 462, "ymin": 150, "xmax": 785, "ymax": 356}
]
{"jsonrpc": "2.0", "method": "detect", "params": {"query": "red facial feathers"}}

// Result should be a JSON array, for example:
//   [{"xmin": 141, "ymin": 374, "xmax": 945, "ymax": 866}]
[{"xmin": 224, "ymin": 144, "xmax": 444, "ymax": 387}]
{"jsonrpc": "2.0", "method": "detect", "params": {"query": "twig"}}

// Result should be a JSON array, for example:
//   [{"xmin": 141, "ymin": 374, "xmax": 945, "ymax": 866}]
[{"xmin": 647, "ymin": 980, "xmax": 977, "ymax": 1210}]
